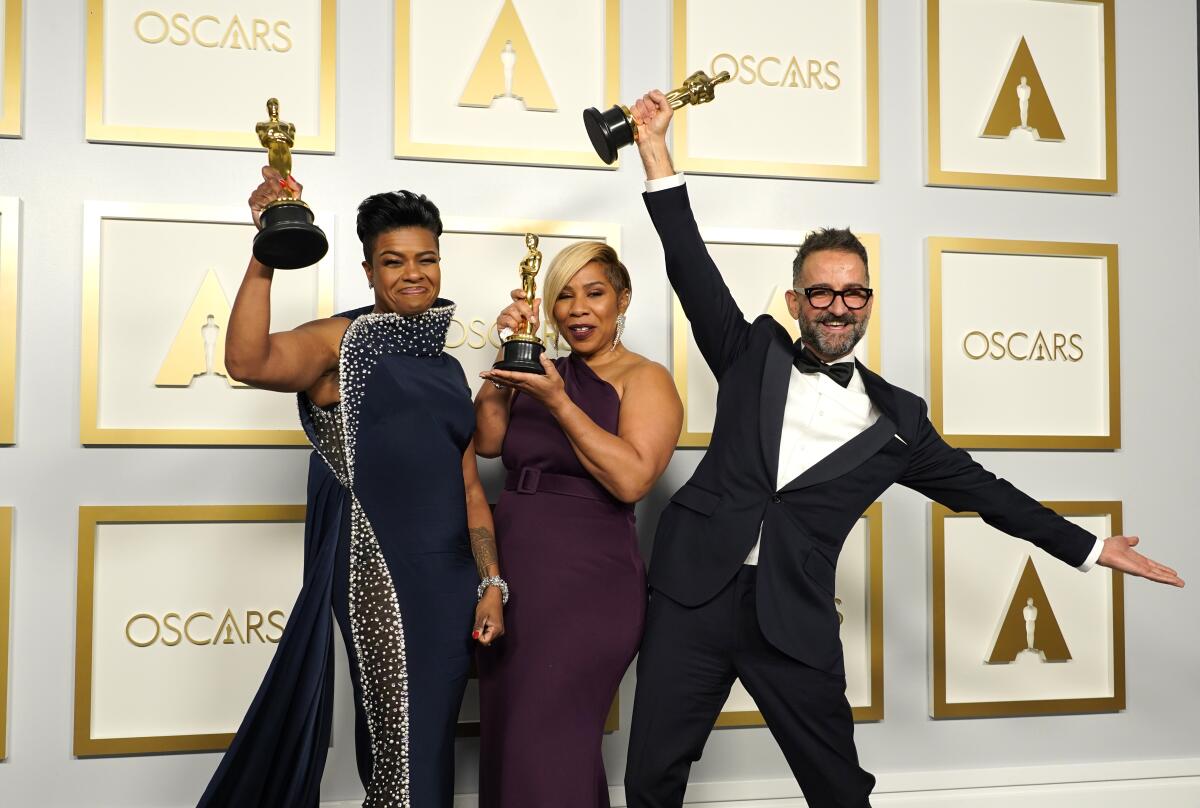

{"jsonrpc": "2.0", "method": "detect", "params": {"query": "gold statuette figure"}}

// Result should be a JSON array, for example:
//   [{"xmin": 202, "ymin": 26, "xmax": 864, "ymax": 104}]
[
  {"xmin": 251, "ymin": 98, "xmax": 328, "ymax": 270},
  {"xmin": 583, "ymin": 69, "xmax": 732, "ymax": 164},
  {"xmin": 494, "ymin": 233, "xmax": 547, "ymax": 374}
]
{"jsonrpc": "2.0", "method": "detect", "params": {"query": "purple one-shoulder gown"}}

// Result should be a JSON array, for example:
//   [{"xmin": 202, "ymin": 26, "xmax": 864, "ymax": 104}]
[{"xmin": 477, "ymin": 352, "xmax": 647, "ymax": 807}]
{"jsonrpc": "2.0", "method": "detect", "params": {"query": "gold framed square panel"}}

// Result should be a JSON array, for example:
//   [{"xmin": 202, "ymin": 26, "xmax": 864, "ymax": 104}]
[
  {"xmin": 926, "ymin": 0, "xmax": 1117, "ymax": 193},
  {"xmin": 929, "ymin": 237, "xmax": 1119, "ymax": 450},
  {"xmin": 717, "ymin": 502, "xmax": 884, "ymax": 726},
  {"xmin": 0, "ymin": 507, "xmax": 12, "ymax": 760},
  {"xmin": 931, "ymin": 501, "xmax": 1125, "ymax": 718},
  {"xmin": 673, "ymin": 228, "xmax": 880, "ymax": 448},
  {"xmin": 437, "ymin": 216, "xmax": 620, "ymax": 396},
  {"xmin": 0, "ymin": 197, "xmax": 18, "ymax": 445},
  {"xmin": 85, "ymin": 0, "xmax": 336, "ymax": 151},
  {"xmin": 80, "ymin": 202, "xmax": 335, "ymax": 446},
  {"xmin": 670, "ymin": 0, "xmax": 878, "ymax": 181},
  {"xmin": 395, "ymin": 0, "xmax": 620, "ymax": 168},
  {"xmin": 74, "ymin": 505, "xmax": 306, "ymax": 756},
  {"xmin": 0, "ymin": 0, "xmax": 23, "ymax": 136}
]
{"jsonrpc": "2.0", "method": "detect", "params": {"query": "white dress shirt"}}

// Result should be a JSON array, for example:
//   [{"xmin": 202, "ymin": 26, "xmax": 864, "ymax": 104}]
[
  {"xmin": 646, "ymin": 173, "xmax": 1103, "ymax": 572},
  {"xmin": 744, "ymin": 362, "xmax": 878, "ymax": 564}
]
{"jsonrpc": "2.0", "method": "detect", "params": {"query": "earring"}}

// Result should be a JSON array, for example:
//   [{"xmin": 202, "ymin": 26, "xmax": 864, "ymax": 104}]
[
  {"xmin": 368, "ymin": 281, "xmax": 374, "ymax": 289},
  {"xmin": 610, "ymin": 313, "xmax": 626, "ymax": 352}
]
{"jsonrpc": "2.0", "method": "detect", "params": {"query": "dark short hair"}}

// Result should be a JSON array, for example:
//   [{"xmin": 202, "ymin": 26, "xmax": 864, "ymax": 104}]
[
  {"xmin": 792, "ymin": 228, "xmax": 870, "ymax": 286},
  {"xmin": 356, "ymin": 191, "xmax": 443, "ymax": 262}
]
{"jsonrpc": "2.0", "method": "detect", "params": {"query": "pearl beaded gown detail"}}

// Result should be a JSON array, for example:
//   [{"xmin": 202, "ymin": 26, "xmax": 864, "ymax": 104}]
[{"xmin": 199, "ymin": 302, "xmax": 477, "ymax": 808}]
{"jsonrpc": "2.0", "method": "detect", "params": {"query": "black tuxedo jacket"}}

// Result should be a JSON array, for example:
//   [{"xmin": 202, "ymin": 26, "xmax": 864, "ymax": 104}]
[{"xmin": 645, "ymin": 184, "xmax": 1096, "ymax": 674}]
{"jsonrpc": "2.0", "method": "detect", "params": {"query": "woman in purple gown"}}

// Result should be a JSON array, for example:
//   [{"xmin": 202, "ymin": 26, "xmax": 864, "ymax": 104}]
[{"xmin": 473, "ymin": 242, "xmax": 682, "ymax": 807}]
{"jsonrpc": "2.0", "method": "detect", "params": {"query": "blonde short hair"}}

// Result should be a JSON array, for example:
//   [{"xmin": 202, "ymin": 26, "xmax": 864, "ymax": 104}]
[{"xmin": 541, "ymin": 241, "xmax": 631, "ymax": 337}]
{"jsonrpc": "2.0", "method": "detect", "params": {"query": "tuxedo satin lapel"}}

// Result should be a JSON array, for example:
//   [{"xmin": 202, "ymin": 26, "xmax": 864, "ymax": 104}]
[
  {"xmin": 856, "ymin": 361, "xmax": 900, "ymax": 426},
  {"xmin": 759, "ymin": 334, "xmax": 793, "ymax": 483},
  {"xmin": 779, "ymin": 414, "xmax": 897, "ymax": 492}
]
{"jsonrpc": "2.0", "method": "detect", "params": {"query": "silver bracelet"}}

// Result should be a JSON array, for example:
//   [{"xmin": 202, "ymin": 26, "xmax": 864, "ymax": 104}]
[{"xmin": 477, "ymin": 575, "xmax": 509, "ymax": 605}]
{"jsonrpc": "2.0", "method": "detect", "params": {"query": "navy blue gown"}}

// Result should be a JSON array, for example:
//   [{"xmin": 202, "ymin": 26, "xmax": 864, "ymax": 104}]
[{"xmin": 199, "ymin": 301, "xmax": 478, "ymax": 808}]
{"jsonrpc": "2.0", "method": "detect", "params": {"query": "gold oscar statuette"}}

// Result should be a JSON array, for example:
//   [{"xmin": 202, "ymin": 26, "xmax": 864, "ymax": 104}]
[
  {"xmin": 252, "ymin": 98, "xmax": 329, "ymax": 270},
  {"xmin": 583, "ymin": 70, "xmax": 732, "ymax": 164},
  {"xmin": 493, "ymin": 233, "xmax": 547, "ymax": 374}
]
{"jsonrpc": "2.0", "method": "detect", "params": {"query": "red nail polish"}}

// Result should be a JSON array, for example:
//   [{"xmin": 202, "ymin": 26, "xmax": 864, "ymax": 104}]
[{"xmin": 472, "ymin": 630, "xmax": 481, "ymax": 640}]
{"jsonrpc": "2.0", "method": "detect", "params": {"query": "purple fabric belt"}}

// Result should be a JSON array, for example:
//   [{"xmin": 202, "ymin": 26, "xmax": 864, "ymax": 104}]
[{"xmin": 504, "ymin": 467, "xmax": 614, "ymax": 502}]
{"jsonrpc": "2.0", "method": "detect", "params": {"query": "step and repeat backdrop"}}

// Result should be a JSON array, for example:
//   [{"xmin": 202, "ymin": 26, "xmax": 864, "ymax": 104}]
[{"xmin": 2, "ymin": 0, "xmax": 1198, "ymax": 805}]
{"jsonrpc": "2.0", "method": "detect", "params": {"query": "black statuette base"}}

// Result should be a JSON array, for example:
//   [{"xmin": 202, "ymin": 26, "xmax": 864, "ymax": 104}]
[
  {"xmin": 494, "ymin": 338, "xmax": 546, "ymax": 374},
  {"xmin": 583, "ymin": 105, "xmax": 633, "ymax": 165},
  {"xmin": 253, "ymin": 201, "xmax": 329, "ymax": 270}
]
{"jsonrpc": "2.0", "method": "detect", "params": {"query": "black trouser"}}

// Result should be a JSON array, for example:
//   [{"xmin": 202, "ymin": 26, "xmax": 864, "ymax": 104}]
[{"xmin": 624, "ymin": 566, "xmax": 874, "ymax": 808}]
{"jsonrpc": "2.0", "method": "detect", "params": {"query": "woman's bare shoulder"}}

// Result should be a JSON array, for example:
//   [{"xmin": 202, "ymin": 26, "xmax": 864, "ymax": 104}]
[
  {"xmin": 614, "ymin": 351, "xmax": 676, "ymax": 393},
  {"xmin": 296, "ymin": 315, "xmax": 352, "ymax": 353}
]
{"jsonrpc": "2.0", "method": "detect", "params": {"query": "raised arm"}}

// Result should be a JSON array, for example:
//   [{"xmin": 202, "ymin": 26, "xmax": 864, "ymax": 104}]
[
  {"xmin": 633, "ymin": 90, "xmax": 751, "ymax": 380},
  {"xmin": 472, "ymin": 288, "xmax": 541, "ymax": 458},
  {"xmin": 224, "ymin": 167, "xmax": 346, "ymax": 395}
]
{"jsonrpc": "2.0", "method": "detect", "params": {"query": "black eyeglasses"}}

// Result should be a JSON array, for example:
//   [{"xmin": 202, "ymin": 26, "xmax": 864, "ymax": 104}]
[{"xmin": 794, "ymin": 287, "xmax": 874, "ymax": 310}]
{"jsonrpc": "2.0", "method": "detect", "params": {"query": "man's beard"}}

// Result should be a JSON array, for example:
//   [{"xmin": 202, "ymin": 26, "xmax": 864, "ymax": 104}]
[{"xmin": 799, "ymin": 311, "xmax": 867, "ymax": 360}]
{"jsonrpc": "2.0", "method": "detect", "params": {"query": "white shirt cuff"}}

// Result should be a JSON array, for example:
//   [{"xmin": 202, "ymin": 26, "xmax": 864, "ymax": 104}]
[
  {"xmin": 644, "ymin": 173, "xmax": 686, "ymax": 193},
  {"xmin": 1078, "ymin": 537, "xmax": 1104, "ymax": 572}
]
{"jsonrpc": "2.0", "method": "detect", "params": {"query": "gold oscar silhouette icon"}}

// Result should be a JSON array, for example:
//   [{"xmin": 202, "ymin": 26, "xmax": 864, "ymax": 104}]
[
  {"xmin": 583, "ymin": 69, "xmax": 732, "ymax": 164},
  {"xmin": 459, "ymin": 0, "xmax": 557, "ymax": 112},
  {"xmin": 253, "ymin": 98, "xmax": 329, "ymax": 269},
  {"xmin": 982, "ymin": 37, "xmax": 1064, "ymax": 142},
  {"xmin": 156, "ymin": 270, "xmax": 249, "ymax": 389},
  {"xmin": 494, "ymin": 233, "xmax": 546, "ymax": 374},
  {"xmin": 987, "ymin": 557, "xmax": 1072, "ymax": 664}
]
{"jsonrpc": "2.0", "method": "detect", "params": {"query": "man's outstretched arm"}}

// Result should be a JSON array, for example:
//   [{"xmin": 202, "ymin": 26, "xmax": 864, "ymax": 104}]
[{"xmin": 901, "ymin": 400, "xmax": 1184, "ymax": 587}]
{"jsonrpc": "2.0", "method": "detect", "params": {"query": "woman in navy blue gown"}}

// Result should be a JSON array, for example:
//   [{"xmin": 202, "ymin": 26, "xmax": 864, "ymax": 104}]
[{"xmin": 197, "ymin": 167, "xmax": 506, "ymax": 807}]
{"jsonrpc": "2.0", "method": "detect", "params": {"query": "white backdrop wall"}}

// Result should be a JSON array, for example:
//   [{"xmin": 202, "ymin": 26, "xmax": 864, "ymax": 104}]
[{"xmin": 1, "ymin": 1, "xmax": 1199, "ymax": 806}]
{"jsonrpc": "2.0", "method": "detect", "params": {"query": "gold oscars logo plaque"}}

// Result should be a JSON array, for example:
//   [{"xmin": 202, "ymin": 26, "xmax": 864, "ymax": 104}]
[
  {"xmin": 982, "ymin": 37, "xmax": 1064, "ymax": 142},
  {"xmin": 987, "ymin": 557, "xmax": 1071, "ymax": 664},
  {"xmin": 252, "ymin": 98, "xmax": 329, "ymax": 269},
  {"xmin": 494, "ymin": 233, "xmax": 546, "ymax": 374},
  {"xmin": 459, "ymin": 0, "xmax": 556, "ymax": 112},
  {"xmin": 583, "ymin": 69, "xmax": 732, "ymax": 165},
  {"xmin": 155, "ymin": 270, "xmax": 248, "ymax": 388}
]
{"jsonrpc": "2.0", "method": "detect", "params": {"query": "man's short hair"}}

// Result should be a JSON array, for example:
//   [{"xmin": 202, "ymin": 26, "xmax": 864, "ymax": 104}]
[{"xmin": 792, "ymin": 228, "xmax": 870, "ymax": 286}]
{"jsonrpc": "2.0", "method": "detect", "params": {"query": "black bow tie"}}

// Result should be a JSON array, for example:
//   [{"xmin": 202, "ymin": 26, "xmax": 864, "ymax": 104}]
[{"xmin": 793, "ymin": 344, "xmax": 854, "ymax": 388}]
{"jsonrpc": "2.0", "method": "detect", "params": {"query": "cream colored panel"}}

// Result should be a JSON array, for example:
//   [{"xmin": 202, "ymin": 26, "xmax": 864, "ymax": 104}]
[
  {"xmin": 931, "ymin": 238, "xmax": 1119, "ymax": 450},
  {"xmin": 942, "ymin": 253, "xmax": 1108, "ymax": 436},
  {"xmin": 674, "ymin": 0, "xmax": 877, "ymax": 180},
  {"xmin": 940, "ymin": 0, "xmax": 1104, "ymax": 178},
  {"xmin": 0, "ymin": 0, "xmax": 21, "ymax": 136},
  {"xmin": 928, "ymin": 0, "xmax": 1116, "ymax": 192},
  {"xmin": 88, "ymin": 0, "xmax": 335, "ymax": 150},
  {"xmin": 0, "ymin": 198, "xmax": 17, "ymax": 444},
  {"xmin": 0, "ymin": 507, "xmax": 11, "ymax": 760},
  {"xmin": 75, "ymin": 506, "xmax": 306, "ymax": 755},
  {"xmin": 398, "ymin": 0, "xmax": 618, "ymax": 167},
  {"xmin": 82, "ymin": 203, "xmax": 335, "ymax": 445},
  {"xmin": 931, "ymin": 501, "xmax": 1127, "ymax": 725},
  {"xmin": 943, "ymin": 514, "xmax": 1114, "ymax": 704}
]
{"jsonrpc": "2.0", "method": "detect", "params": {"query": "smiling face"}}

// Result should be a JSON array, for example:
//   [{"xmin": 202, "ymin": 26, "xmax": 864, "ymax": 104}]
[
  {"xmin": 551, "ymin": 261, "xmax": 630, "ymax": 356},
  {"xmin": 362, "ymin": 227, "xmax": 441, "ymax": 316},
  {"xmin": 785, "ymin": 248, "xmax": 872, "ymax": 362}
]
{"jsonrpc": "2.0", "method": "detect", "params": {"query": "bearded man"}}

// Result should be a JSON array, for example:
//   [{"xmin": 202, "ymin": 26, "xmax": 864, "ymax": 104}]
[{"xmin": 622, "ymin": 89, "xmax": 1183, "ymax": 808}]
